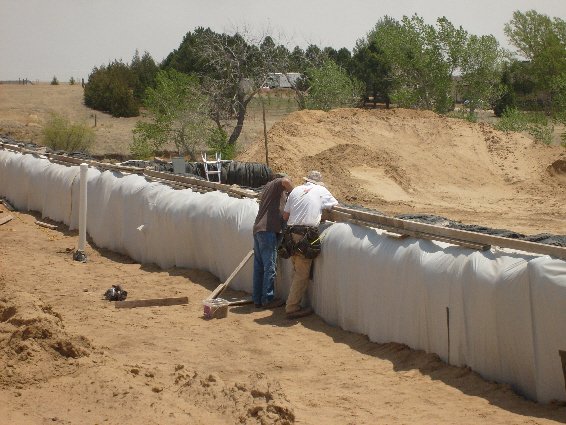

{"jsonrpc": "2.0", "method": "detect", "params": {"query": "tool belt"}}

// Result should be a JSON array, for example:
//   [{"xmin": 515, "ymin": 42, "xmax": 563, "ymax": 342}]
[{"xmin": 278, "ymin": 225, "xmax": 321, "ymax": 260}]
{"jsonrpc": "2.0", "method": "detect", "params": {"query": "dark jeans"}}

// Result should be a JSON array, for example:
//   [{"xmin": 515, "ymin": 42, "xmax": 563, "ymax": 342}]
[{"xmin": 252, "ymin": 231, "xmax": 278, "ymax": 305}]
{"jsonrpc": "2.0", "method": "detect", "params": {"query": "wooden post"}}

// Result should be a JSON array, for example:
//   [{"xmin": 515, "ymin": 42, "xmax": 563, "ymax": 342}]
[
  {"xmin": 208, "ymin": 250, "xmax": 254, "ymax": 300},
  {"xmin": 115, "ymin": 296, "xmax": 189, "ymax": 309},
  {"xmin": 446, "ymin": 307, "xmax": 451, "ymax": 364},
  {"xmin": 262, "ymin": 100, "xmax": 269, "ymax": 167},
  {"xmin": 560, "ymin": 350, "xmax": 566, "ymax": 394}
]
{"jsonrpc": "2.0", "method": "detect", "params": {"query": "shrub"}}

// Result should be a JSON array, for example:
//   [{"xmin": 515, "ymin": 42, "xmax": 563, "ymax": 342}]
[
  {"xmin": 131, "ymin": 69, "xmax": 211, "ymax": 160},
  {"xmin": 129, "ymin": 135, "xmax": 154, "ymax": 160},
  {"xmin": 51, "ymin": 76, "xmax": 59, "ymax": 85},
  {"xmin": 446, "ymin": 109, "xmax": 478, "ymax": 123},
  {"xmin": 69, "ymin": 77, "xmax": 76, "ymax": 85},
  {"xmin": 207, "ymin": 127, "xmax": 235, "ymax": 159},
  {"xmin": 494, "ymin": 108, "xmax": 526, "ymax": 132},
  {"xmin": 42, "ymin": 113, "xmax": 95, "ymax": 153},
  {"xmin": 494, "ymin": 108, "xmax": 554, "ymax": 144}
]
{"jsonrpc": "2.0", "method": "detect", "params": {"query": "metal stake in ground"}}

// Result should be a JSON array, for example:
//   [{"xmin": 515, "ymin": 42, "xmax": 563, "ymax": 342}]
[{"xmin": 73, "ymin": 163, "xmax": 88, "ymax": 262}]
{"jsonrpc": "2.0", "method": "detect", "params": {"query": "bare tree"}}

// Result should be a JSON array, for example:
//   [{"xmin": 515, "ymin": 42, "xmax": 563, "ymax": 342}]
[{"xmin": 196, "ymin": 28, "xmax": 289, "ymax": 146}]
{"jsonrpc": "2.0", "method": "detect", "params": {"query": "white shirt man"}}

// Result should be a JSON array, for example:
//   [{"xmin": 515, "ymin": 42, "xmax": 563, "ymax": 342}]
[
  {"xmin": 284, "ymin": 182, "xmax": 338, "ymax": 227},
  {"xmin": 282, "ymin": 171, "xmax": 338, "ymax": 319}
]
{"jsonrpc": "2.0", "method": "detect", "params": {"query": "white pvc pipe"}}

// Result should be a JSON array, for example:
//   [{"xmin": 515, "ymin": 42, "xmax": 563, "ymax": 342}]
[{"xmin": 78, "ymin": 163, "xmax": 88, "ymax": 252}]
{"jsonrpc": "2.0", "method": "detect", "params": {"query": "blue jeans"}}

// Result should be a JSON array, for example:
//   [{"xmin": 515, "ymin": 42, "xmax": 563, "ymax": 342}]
[{"xmin": 252, "ymin": 231, "xmax": 278, "ymax": 305}]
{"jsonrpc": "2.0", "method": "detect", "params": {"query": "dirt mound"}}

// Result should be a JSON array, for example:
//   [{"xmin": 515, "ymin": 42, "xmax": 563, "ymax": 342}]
[
  {"xmin": 239, "ymin": 108, "xmax": 566, "ymax": 234},
  {"xmin": 0, "ymin": 288, "xmax": 92, "ymax": 388},
  {"xmin": 174, "ymin": 367, "xmax": 295, "ymax": 424}
]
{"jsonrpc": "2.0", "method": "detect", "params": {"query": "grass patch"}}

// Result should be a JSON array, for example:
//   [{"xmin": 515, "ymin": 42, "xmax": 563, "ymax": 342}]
[{"xmin": 494, "ymin": 108, "xmax": 554, "ymax": 145}]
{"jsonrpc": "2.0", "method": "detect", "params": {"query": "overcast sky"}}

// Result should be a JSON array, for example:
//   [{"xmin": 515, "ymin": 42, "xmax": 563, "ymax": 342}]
[{"xmin": 1, "ymin": 0, "xmax": 565, "ymax": 82}]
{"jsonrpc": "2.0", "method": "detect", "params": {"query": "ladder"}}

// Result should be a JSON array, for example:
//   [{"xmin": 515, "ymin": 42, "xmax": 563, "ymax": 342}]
[{"xmin": 202, "ymin": 152, "xmax": 222, "ymax": 183}]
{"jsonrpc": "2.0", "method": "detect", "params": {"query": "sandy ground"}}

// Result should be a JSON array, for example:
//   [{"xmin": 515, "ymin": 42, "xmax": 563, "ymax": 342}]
[
  {"xmin": 1, "ymin": 83, "xmax": 566, "ymax": 424},
  {"xmin": 2, "ymin": 206, "xmax": 566, "ymax": 425}
]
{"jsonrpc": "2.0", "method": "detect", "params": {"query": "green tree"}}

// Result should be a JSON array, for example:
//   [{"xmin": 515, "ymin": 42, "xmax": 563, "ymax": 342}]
[
  {"xmin": 505, "ymin": 10, "xmax": 566, "ymax": 111},
  {"xmin": 161, "ymin": 27, "xmax": 215, "ymax": 75},
  {"xmin": 368, "ymin": 14, "xmax": 505, "ymax": 114},
  {"xmin": 352, "ymin": 17, "xmax": 396, "ymax": 108},
  {"xmin": 288, "ymin": 46, "xmax": 307, "ymax": 71},
  {"xmin": 303, "ymin": 60, "xmax": 363, "ymax": 111},
  {"xmin": 375, "ymin": 15, "xmax": 454, "ymax": 112},
  {"xmin": 493, "ymin": 65, "xmax": 517, "ymax": 117},
  {"xmin": 131, "ymin": 69, "xmax": 212, "ymax": 160},
  {"xmin": 84, "ymin": 60, "xmax": 139, "ymax": 117},
  {"xmin": 51, "ymin": 76, "xmax": 59, "ymax": 85},
  {"xmin": 130, "ymin": 50, "xmax": 159, "ymax": 100},
  {"xmin": 323, "ymin": 47, "xmax": 352, "ymax": 72},
  {"xmin": 458, "ymin": 35, "xmax": 505, "ymax": 114}
]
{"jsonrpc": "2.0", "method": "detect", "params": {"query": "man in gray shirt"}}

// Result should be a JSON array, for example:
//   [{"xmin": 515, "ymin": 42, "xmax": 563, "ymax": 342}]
[{"xmin": 252, "ymin": 173, "xmax": 293, "ymax": 308}]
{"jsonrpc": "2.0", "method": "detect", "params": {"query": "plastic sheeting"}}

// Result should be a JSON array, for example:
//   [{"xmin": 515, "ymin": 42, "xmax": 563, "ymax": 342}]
[
  {"xmin": 312, "ymin": 223, "xmax": 566, "ymax": 402},
  {"xmin": 1, "ymin": 149, "xmax": 565, "ymax": 403}
]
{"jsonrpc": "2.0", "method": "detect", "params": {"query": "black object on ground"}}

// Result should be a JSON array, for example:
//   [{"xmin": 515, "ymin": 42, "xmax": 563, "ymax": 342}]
[{"xmin": 104, "ymin": 285, "xmax": 128, "ymax": 301}]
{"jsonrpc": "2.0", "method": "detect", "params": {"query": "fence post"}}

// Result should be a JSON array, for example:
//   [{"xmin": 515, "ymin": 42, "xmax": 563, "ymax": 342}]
[{"xmin": 73, "ymin": 163, "xmax": 88, "ymax": 262}]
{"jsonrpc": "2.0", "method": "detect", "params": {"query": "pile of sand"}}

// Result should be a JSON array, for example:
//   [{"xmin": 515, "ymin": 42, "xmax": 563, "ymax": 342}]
[
  {"xmin": 238, "ymin": 108, "xmax": 566, "ymax": 235},
  {"xmin": 174, "ymin": 368, "xmax": 294, "ymax": 424},
  {"xmin": 0, "ymin": 286, "xmax": 92, "ymax": 388}
]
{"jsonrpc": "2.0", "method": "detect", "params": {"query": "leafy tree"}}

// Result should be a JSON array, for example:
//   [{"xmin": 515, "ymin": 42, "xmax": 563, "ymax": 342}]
[
  {"xmin": 51, "ymin": 76, "xmax": 59, "ymax": 85},
  {"xmin": 303, "ymin": 60, "xmax": 363, "ymax": 111},
  {"xmin": 323, "ymin": 47, "xmax": 352, "ymax": 72},
  {"xmin": 131, "ymin": 69, "xmax": 212, "ymax": 160},
  {"xmin": 69, "ymin": 76, "xmax": 76, "ymax": 85},
  {"xmin": 458, "ymin": 34, "xmax": 505, "ymax": 114},
  {"xmin": 305, "ymin": 44, "xmax": 323, "ymax": 65},
  {"xmin": 493, "ymin": 65, "xmax": 517, "ymax": 117},
  {"xmin": 367, "ymin": 14, "xmax": 505, "ymax": 114},
  {"xmin": 352, "ymin": 17, "xmax": 396, "ymax": 107},
  {"xmin": 161, "ymin": 27, "xmax": 215, "ymax": 75},
  {"xmin": 375, "ymin": 15, "xmax": 454, "ymax": 112},
  {"xmin": 505, "ymin": 10, "xmax": 566, "ymax": 111}
]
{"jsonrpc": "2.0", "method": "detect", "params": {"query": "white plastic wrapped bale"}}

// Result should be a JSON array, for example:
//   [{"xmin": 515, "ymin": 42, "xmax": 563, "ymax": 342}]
[
  {"xmin": 22, "ymin": 154, "xmax": 51, "ymax": 212},
  {"xmin": 529, "ymin": 257, "xmax": 566, "ymax": 402},
  {"xmin": 80, "ymin": 169, "xmax": 258, "ymax": 291},
  {"xmin": 0, "ymin": 150, "xmax": 31, "ymax": 210},
  {"xmin": 312, "ymin": 222, "xmax": 566, "ymax": 402},
  {"xmin": 37, "ymin": 161, "xmax": 81, "ymax": 224},
  {"xmin": 0, "ymin": 151, "xmax": 80, "ymax": 224}
]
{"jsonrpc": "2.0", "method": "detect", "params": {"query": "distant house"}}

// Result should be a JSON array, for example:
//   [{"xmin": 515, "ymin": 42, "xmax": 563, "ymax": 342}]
[{"xmin": 264, "ymin": 72, "xmax": 301, "ymax": 89}]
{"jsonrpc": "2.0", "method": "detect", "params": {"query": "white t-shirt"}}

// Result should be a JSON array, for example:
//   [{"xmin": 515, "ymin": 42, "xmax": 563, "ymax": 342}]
[{"xmin": 284, "ymin": 182, "xmax": 338, "ymax": 226}]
